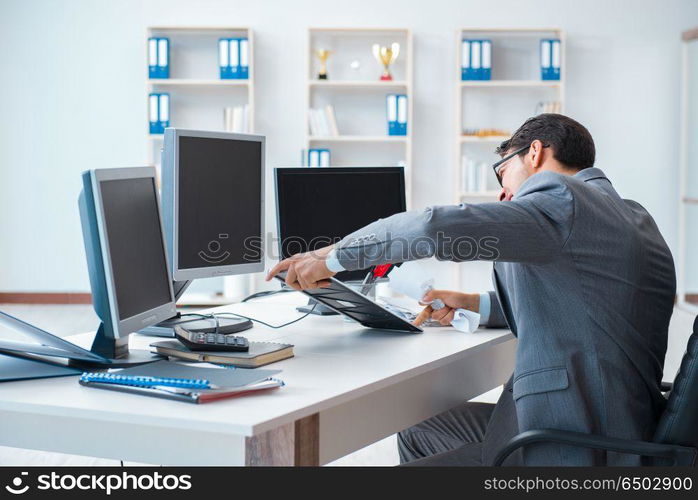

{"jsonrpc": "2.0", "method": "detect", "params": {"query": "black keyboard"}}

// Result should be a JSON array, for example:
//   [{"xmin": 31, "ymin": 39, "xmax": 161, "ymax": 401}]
[{"xmin": 174, "ymin": 326, "xmax": 249, "ymax": 352}]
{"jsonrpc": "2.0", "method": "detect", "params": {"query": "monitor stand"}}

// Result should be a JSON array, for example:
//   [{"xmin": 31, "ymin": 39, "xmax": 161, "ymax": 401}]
[
  {"xmin": 69, "ymin": 323, "xmax": 164, "ymax": 369},
  {"xmin": 136, "ymin": 280, "xmax": 253, "ymax": 338},
  {"xmin": 296, "ymin": 298, "xmax": 339, "ymax": 316}
]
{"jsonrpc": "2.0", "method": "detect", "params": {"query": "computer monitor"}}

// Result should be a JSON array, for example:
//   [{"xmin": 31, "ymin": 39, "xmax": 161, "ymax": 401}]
[
  {"xmin": 78, "ymin": 167, "xmax": 177, "ymax": 366},
  {"xmin": 143, "ymin": 128, "xmax": 265, "ymax": 336},
  {"xmin": 274, "ymin": 166, "xmax": 406, "ymax": 283}
]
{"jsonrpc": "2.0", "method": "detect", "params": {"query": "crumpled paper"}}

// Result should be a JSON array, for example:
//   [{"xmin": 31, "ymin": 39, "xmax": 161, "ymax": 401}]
[{"xmin": 388, "ymin": 261, "xmax": 480, "ymax": 332}]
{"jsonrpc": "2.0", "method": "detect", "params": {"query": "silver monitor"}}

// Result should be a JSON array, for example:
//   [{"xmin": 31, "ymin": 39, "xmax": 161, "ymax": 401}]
[{"xmin": 161, "ymin": 128, "xmax": 265, "ymax": 282}]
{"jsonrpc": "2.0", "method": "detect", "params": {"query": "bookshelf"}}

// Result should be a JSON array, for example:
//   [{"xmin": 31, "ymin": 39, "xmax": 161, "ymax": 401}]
[
  {"xmin": 305, "ymin": 28, "xmax": 414, "ymax": 206},
  {"xmin": 453, "ymin": 28, "xmax": 565, "ymax": 290},
  {"xmin": 678, "ymin": 27, "xmax": 698, "ymax": 312},
  {"xmin": 145, "ymin": 26, "xmax": 255, "ymax": 170},
  {"xmin": 145, "ymin": 26, "xmax": 256, "ymax": 304}
]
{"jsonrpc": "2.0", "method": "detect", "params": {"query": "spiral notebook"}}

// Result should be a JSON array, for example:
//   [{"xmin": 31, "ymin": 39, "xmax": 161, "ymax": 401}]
[
  {"xmin": 150, "ymin": 340, "xmax": 294, "ymax": 368},
  {"xmin": 78, "ymin": 360, "xmax": 283, "ymax": 404}
]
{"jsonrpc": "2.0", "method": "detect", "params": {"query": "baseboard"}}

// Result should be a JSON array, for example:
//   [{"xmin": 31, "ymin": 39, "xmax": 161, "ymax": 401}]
[{"xmin": 0, "ymin": 293, "xmax": 92, "ymax": 305}]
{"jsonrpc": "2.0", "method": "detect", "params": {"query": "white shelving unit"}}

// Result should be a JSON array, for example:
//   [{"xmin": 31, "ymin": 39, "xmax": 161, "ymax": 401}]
[
  {"xmin": 678, "ymin": 27, "xmax": 698, "ymax": 312},
  {"xmin": 305, "ymin": 28, "xmax": 414, "ymax": 206},
  {"xmin": 145, "ymin": 26, "xmax": 256, "ymax": 305},
  {"xmin": 146, "ymin": 26, "xmax": 255, "ymax": 170},
  {"xmin": 453, "ymin": 28, "xmax": 565, "ymax": 290}
]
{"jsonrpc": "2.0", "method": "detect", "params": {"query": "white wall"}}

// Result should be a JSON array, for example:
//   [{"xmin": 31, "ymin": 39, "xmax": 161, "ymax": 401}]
[{"xmin": 1, "ymin": 0, "xmax": 696, "ymax": 293}]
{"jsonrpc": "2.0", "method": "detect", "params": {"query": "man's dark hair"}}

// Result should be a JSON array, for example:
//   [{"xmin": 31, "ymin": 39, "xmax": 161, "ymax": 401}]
[{"xmin": 495, "ymin": 113, "xmax": 595, "ymax": 171}]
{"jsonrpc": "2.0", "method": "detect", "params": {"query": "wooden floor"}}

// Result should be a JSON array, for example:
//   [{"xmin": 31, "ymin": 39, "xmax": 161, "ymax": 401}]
[{"xmin": 0, "ymin": 303, "xmax": 693, "ymax": 466}]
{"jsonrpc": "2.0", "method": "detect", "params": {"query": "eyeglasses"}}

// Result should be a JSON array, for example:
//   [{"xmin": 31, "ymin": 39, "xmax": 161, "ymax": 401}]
[{"xmin": 492, "ymin": 144, "xmax": 549, "ymax": 187}]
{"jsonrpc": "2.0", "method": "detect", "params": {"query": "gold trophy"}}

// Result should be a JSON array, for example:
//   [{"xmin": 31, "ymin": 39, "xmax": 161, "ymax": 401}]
[
  {"xmin": 315, "ymin": 49, "xmax": 332, "ymax": 80},
  {"xmin": 372, "ymin": 43, "xmax": 400, "ymax": 81}
]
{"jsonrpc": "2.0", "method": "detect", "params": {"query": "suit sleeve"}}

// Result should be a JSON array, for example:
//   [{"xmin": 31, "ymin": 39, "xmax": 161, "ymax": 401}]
[
  {"xmin": 334, "ymin": 171, "xmax": 575, "ymax": 271},
  {"xmin": 485, "ymin": 291, "xmax": 509, "ymax": 328}
]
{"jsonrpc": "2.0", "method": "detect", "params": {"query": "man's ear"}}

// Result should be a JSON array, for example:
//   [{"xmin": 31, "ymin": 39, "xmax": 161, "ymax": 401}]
[{"xmin": 530, "ymin": 139, "xmax": 545, "ymax": 170}]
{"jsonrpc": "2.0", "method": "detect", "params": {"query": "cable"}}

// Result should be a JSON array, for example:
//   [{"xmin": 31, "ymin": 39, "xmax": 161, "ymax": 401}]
[
  {"xmin": 241, "ymin": 288, "xmax": 293, "ymax": 302},
  {"xmin": 214, "ymin": 302, "xmax": 318, "ymax": 329}
]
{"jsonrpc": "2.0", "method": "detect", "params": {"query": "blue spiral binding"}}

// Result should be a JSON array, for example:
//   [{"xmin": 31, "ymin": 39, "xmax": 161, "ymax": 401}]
[{"xmin": 80, "ymin": 372, "xmax": 212, "ymax": 390}]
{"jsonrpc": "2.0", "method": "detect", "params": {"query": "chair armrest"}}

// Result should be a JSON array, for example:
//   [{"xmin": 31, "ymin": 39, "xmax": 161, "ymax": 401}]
[
  {"xmin": 492, "ymin": 429, "xmax": 697, "ymax": 466},
  {"xmin": 660, "ymin": 381, "xmax": 673, "ymax": 392}
]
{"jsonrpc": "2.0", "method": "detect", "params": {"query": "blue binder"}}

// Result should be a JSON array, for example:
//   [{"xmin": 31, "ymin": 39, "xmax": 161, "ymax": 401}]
[
  {"xmin": 461, "ymin": 39, "xmax": 471, "ymax": 80},
  {"xmin": 148, "ymin": 37, "xmax": 158, "ymax": 78},
  {"xmin": 396, "ymin": 94, "xmax": 408, "ymax": 136},
  {"xmin": 386, "ymin": 94, "xmax": 398, "ymax": 135},
  {"xmin": 157, "ymin": 38, "xmax": 169, "ymax": 79},
  {"xmin": 219, "ymin": 38, "xmax": 231, "ymax": 79},
  {"xmin": 239, "ymin": 37, "xmax": 249, "ymax": 79},
  {"xmin": 540, "ymin": 39, "xmax": 553, "ymax": 80},
  {"xmin": 307, "ymin": 149, "xmax": 320, "ymax": 167},
  {"xmin": 229, "ymin": 38, "xmax": 240, "ymax": 79},
  {"xmin": 158, "ymin": 93, "xmax": 170, "ymax": 131},
  {"xmin": 471, "ymin": 40, "xmax": 482, "ymax": 80},
  {"xmin": 149, "ymin": 93, "xmax": 161, "ymax": 134},
  {"xmin": 551, "ymin": 39, "xmax": 561, "ymax": 80},
  {"xmin": 481, "ymin": 39, "xmax": 492, "ymax": 80}
]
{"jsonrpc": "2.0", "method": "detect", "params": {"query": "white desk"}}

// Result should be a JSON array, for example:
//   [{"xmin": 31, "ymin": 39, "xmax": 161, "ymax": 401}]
[{"xmin": 0, "ymin": 293, "xmax": 515, "ymax": 465}]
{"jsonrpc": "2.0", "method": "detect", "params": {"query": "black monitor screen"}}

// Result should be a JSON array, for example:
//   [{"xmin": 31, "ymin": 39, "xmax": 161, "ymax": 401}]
[
  {"xmin": 178, "ymin": 136, "xmax": 262, "ymax": 270},
  {"xmin": 100, "ymin": 178, "xmax": 172, "ymax": 320},
  {"xmin": 275, "ymin": 167, "xmax": 406, "ymax": 282}
]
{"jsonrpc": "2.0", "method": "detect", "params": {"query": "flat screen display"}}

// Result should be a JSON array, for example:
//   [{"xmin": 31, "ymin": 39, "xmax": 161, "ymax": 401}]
[
  {"xmin": 177, "ymin": 136, "xmax": 263, "ymax": 270},
  {"xmin": 100, "ymin": 177, "xmax": 172, "ymax": 320},
  {"xmin": 275, "ymin": 167, "xmax": 406, "ymax": 282}
]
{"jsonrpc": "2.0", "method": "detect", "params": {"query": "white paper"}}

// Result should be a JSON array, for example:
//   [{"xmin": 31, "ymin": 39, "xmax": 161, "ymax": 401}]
[
  {"xmin": 389, "ymin": 261, "xmax": 480, "ymax": 332},
  {"xmin": 451, "ymin": 308, "xmax": 481, "ymax": 333}
]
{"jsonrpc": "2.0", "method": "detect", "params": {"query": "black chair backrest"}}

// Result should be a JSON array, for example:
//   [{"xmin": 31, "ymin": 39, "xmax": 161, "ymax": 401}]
[{"xmin": 653, "ymin": 315, "xmax": 698, "ymax": 449}]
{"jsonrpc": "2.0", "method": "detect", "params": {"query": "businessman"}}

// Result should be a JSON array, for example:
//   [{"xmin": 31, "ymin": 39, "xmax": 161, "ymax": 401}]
[{"xmin": 266, "ymin": 114, "xmax": 676, "ymax": 466}]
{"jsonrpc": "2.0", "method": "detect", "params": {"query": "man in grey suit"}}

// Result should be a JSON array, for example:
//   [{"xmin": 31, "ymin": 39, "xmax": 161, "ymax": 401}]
[{"xmin": 266, "ymin": 114, "xmax": 676, "ymax": 466}]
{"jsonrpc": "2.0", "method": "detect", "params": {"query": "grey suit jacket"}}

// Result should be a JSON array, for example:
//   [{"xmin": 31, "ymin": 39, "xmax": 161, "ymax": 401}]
[{"xmin": 334, "ymin": 168, "xmax": 676, "ymax": 466}]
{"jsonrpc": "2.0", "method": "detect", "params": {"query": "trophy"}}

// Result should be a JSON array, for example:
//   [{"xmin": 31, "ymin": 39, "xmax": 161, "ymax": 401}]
[
  {"xmin": 315, "ymin": 49, "xmax": 332, "ymax": 80},
  {"xmin": 372, "ymin": 43, "xmax": 400, "ymax": 81}
]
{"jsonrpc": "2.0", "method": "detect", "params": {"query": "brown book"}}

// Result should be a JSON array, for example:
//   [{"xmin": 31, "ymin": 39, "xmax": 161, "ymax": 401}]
[{"xmin": 150, "ymin": 340, "xmax": 294, "ymax": 368}]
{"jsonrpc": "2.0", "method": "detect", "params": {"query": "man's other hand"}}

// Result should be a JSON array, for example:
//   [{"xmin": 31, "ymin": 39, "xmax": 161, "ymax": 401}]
[
  {"xmin": 413, "ymin": 290, "xmax": 480, "ymax": 326},
  {"xmin": 265, "ymin": 245, "xmax": 336, "ymax": 290}
]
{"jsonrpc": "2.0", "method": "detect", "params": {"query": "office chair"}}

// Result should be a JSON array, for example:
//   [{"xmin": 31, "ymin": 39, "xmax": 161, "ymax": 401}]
[{"xmin": 492, "ymin": 316, "xmax": 698, "ymax": 466}]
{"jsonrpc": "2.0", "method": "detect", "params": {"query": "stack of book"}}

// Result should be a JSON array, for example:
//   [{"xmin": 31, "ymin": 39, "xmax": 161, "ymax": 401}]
[
  {"xmin": 461, "ymin": 155, "xmax": 489, "ymax": 193},
  {"xmin": 535, "ymin": 101, "xmax": 561, "ymax": 115},
  {"xmin": 224, "ymin": 105, "xmax": 251, "ymax": 133},
  {"xmin": 79, "ymin": 360, "xmax": 285, "ymax": 404},
  {"xmin": 308, "ymin": 105, "xmax": 339, "ymax": 137}
]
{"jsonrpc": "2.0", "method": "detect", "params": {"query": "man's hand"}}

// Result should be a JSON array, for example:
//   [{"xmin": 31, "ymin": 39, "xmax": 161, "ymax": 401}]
[
  {"xmin": 413, "ymin": 290, "xmax": 480, "ymax": 326},
  {"xmin": 265, "ymin": 245, "xmax": 336, "ymax": 290}
]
